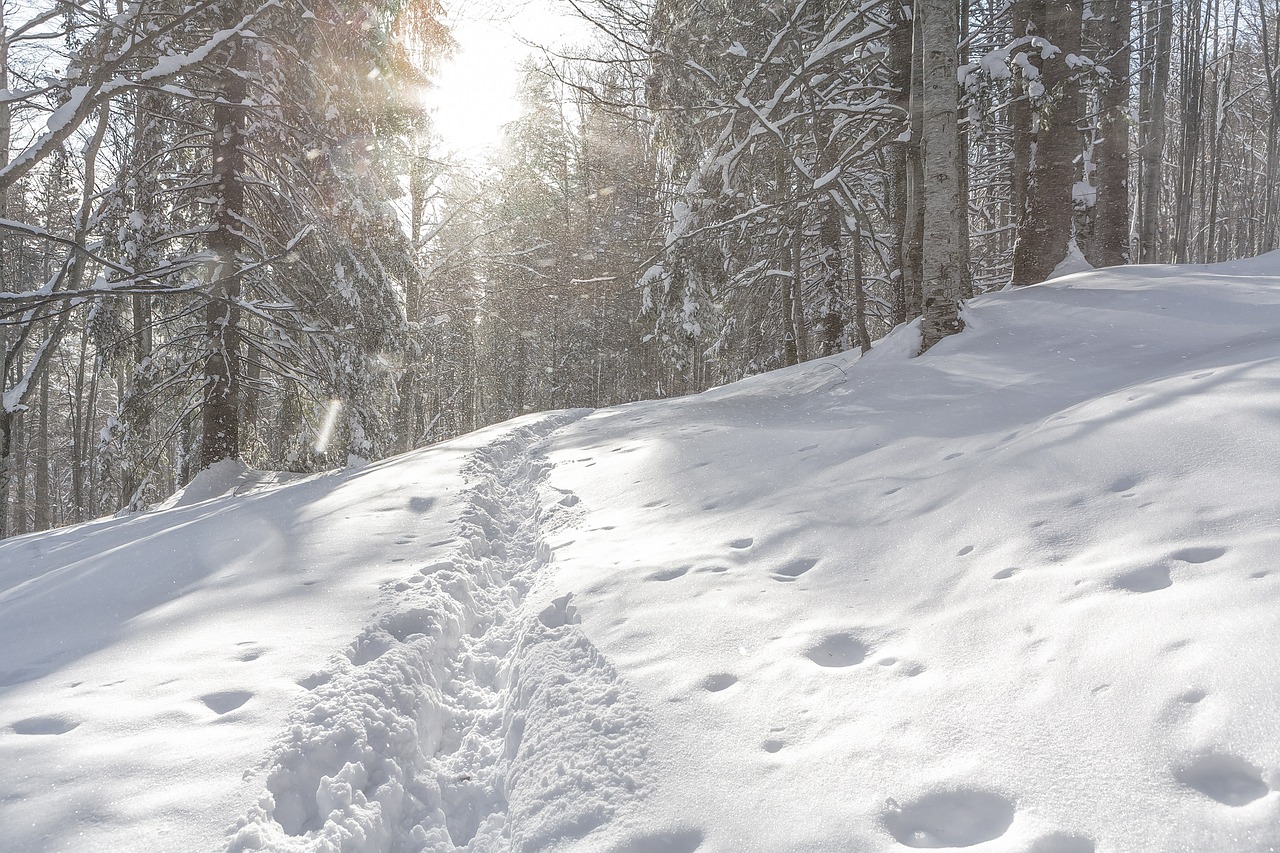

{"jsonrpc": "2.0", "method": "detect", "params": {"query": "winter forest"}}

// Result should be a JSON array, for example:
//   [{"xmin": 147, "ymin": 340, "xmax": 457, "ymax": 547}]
[{"xmin": 0, "ymin": 0, "xmax": 1272, "ymax": 535}]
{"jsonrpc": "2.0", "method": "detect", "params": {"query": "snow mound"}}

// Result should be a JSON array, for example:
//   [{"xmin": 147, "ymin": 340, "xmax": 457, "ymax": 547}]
[{"xmin": 161, "ymin": 459, "xmax": 313, "ymax": 509}]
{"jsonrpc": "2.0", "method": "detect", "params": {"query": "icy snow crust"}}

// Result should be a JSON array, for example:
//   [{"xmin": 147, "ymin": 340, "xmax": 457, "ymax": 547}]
[{"xmin": 4, "ymin": 257, "xmax": 1280, "ymax": 851}]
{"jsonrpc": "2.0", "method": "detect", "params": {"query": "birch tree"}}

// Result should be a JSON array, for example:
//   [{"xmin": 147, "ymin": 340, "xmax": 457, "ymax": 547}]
[{"xmin": 918, "ymin": 0, "xmax": 965, "ymax": 351}]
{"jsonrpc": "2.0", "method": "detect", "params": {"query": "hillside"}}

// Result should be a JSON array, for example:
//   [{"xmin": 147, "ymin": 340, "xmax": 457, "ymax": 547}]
[{"xmin": 2, "ymin": 257, "xmax": 1279, "ymax": 852}]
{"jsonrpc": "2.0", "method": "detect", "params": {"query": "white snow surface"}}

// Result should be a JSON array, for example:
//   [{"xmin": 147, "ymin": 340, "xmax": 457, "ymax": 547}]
[{"xmin": 5, "ymin": 256, "xmax": 1280, "ymax": 852}]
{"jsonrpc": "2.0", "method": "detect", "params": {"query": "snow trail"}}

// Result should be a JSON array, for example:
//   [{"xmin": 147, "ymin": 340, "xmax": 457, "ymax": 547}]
[{"xmin": 230, "ymin": 410, "xmax": 654, "ymax": 852}]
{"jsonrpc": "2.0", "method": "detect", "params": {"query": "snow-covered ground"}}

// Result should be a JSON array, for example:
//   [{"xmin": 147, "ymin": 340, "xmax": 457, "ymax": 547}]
[{"xmin": 4, "ymin": 256, "xmax": 1280, "ymax": 852}]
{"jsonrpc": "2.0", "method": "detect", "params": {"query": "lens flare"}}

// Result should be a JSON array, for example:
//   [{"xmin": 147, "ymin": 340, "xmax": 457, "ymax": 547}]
[{"xmin": 314, "ymin": 400, "xmax": 342, "ymax": 454}]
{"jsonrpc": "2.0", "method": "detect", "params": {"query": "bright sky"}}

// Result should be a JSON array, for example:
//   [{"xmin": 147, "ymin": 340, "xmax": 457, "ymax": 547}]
[{"xmin": 427, "ymin": 0, "xmax": 594, "ymax": 158}]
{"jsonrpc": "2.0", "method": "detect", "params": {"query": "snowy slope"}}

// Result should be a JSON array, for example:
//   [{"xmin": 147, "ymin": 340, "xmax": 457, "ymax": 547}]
[{"xmin": 4, "ymin": 257, "xmax": 1280, "ymax": 852}]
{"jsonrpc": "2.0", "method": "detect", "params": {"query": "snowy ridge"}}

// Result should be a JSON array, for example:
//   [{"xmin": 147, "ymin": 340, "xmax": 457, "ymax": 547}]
[{"xmin": 230, "ymin": 409, "xmax": 654, "ymax": 852}]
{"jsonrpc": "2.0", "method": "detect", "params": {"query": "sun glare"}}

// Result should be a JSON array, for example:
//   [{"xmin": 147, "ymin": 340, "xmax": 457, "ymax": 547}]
[{"xmin": 424, "ymin": 1, "xmax": 591, "ymax": 158}]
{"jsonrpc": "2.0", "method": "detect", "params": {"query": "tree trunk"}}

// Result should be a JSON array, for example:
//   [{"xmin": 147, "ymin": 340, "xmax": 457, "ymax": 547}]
[
  {"xmin": 1138, "ymin": 0, "xmax": 1174, "ymax": 262},
  {"xmin": 1172, "ymin": 0, "xmax": 1206, "ymax": 262},
  {"xmin": 851, "ymin": 223, "xmax": 872, "ymax": 354},
  {"xmin": 1260, "ymin": 2, "xmax": 1280, "ymax": 252},
  {"xmin": 1092, "ymin": 0, "xmax": 1133, "ymax": 266},
  {"xmin": 886, "ymin": 1, "xmax": 913, "ymax": 324},
  {"xmin": 903, "ymin": 4, "xmax": 927, "ymax": 321},
  {"xmin": 918, "ymin": 0, "xmax": 965, "ymax": 352},
  {"xmin": 71, "ymin": 329, "xmax": 87, "ymax": 521},
  {"xmin": 13, "ymin": 414, "xmax": 27, "ymax": 536},
  {"xmin": 200, "ymin": 25, "xmax": 247, "ymax": 469},
  {"xmin": 816, "ymin": 202, "xmax": 844, "ymax": 356},
  {"xmin": 957, "ymin": 0, "xmax": 973, "ymax": 299},
  {"xmin": 1205, "ymin": 1, "xmax": 1239, "ymax": 263},
  {"xmin": 1010, "ymin": 0, "xmax": 1033, "ymax": 240},
  {"xmin": 0, "ymin": 410, "xmax": 13, "ymax": 538},
  {"xmin": 33, "ymin": 369, "xmax": 51, "ymax": 531},
  {"xmin": 1011, "ymin": 0, "xmax": 1084, "ymax": 284},
  {"xmin": 791, "ymin": 209, "xmax": 810, "ymax": 361}
]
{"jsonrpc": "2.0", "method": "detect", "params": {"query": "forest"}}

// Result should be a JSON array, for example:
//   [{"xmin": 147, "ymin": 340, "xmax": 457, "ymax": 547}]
[{"xmin": 0, "ymin": 0, "xmax": 1271, "ymax": 537}]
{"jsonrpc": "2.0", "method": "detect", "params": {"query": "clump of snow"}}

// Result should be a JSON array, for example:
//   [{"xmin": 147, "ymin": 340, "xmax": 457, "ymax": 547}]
[{"xmin": 1048, "ymin": 239, "xmax": 1094, "ymax": 279}]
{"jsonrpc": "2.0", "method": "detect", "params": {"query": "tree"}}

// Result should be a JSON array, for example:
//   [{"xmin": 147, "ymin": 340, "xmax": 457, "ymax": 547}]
[
  {"xmin": 1091, "ymin": 0, "xmax": 1133, "ymax": 267},
  {"xmin": 1010, "ymin": 0, "xmax": 1084, "ymax": 284},
  {"xmin": 918, "ymin": 0, "xmax": 965, "ymax": 350}
]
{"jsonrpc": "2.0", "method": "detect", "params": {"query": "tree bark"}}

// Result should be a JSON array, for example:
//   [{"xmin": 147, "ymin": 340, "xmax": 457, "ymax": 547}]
[
  {"xmin": 1092, "ymin": 0, "xmax": 1133, "ymax": 267},
  {"xmin": 33, "ymin": 368, "xmax": 51, "ymax": 531},
  {"xmin": 1172, "ymin": 0, "xmax": 1207, "ymax": 262},
  {"xmin": 903, "ymin": 4, "xmax": 926, "ymax": 321},
  {"xmin": 1205, "ymin": 0, "xmax": 1239, "ymax": 263},
  {"xmin": 1137, "ymin": 0, "xmax": 1174, "ymax": 262},
  {"xmin": 1011, "ymin": 0, "xmax": 1084, "ymax": 285},
  {"xmin": 918, "ymin": 0, "xmax": 965, "ymax": 352},
  {"xmin": 1010, "ymin": 0, "xmax": 1033, "ymax": 239},
  {"xmin": 200, "ymin": 24, "xmax": 247, "ymax": 468},
  {"xmin": 1260, "ymin": 1, "xmax": 1280, "ymax": 252},
  {"xmin": 886, "ymin": 1, "xmax": 913, "ymax": 325}
]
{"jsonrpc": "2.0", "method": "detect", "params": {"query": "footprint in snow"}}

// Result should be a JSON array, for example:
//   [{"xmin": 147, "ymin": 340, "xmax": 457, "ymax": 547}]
[
  {"xmin": 805, "ymin": 633, "xmax": 868, "ymax": 667},
  {"xmin": 407, "ymin": 495, "xmax": 436, "ymax": 512},
  {"xmin": 700, "ymin": 673, "xmax": 738, "ymax": 692},
  {"xmin": 762, "ymin": 738, "xmax": 785, "ymax": 753},
  {"xmin": 1110, "ymin": 564, "xmax": 1172, "ymax": 593},
  {"xmin": 943, "ymin": 452, "xmax": 964, "ymax": 461},
  {"xmin": 728, "ymin": 537, "xmax": 753, "ymax": 549},
  {"xmin": 1175, "ymin": 753, "xmax": 1270, "ymax": 806},
  {"xmin": 609, "ymin": 828, "xmax": 703, "ymax": 853},
  {"xmin": 1029, "ymin": 832, "xmax": 1096, "ymax": 853},
  {"xmin": 956, "ymin": 545, "xmax": 974, "ymax": 557},
  {"xmin": 236, "ymin": 646, "xmax": 266, "ymax": 662},
  {"xmin": 11, "ymin": 716, "xmax": 79, "ymax": 735},
  {"xmin": 771, "ymin": 557, "xmax": 818, "ymax": 582},
  {"xmin": 881, "ymin": 789, "xmax": 1015, "ymax": 848},
  {"xmin": 202, "ymin": 690, "xmax": 252, "ymax": 715},
  {"xmin": 649, "ymin": 566, "xmax": 690, "ymax": 582},
  {"xmin": 1171, "ymin": 545, "xmax": 1227, "ymax": 564},
  {"xmin": 1108, "ymin": 474, "xmax": 1141, "ymax": 493},
  {"xmin": 992, "ymin": 567, "xmax": 1019, "ymax": 580}
]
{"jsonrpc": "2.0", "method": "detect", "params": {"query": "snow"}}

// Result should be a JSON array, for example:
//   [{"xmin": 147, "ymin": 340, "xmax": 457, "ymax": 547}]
[
  {"xmin": 5, "ymin": 257, "xmax": 1280, "ymax": 851},
  {"xmin": 1048, "ymin": 240, "xmax": 1094, "ymax": 279}
]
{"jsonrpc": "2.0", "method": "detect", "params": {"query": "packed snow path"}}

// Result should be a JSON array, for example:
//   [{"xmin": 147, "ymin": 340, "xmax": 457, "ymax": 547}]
[
  {"xmin": 230, "ymin": 409, "xmax": 655, "ymax": 852},
  {"xmin": 0, "ymin": 410, "xmax": 656, "ymax": 852}
]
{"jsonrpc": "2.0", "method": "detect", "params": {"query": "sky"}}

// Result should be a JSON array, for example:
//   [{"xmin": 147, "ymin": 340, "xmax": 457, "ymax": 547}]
[{"xmin": 426, "ymin": 0, "xmax": 596, "ymax": 158}]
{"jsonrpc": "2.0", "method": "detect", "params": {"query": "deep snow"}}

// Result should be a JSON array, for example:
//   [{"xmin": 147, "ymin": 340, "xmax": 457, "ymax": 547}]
[{"xmin": 3, "ymin": 256, "xmax": 1280, "ymax": 852}]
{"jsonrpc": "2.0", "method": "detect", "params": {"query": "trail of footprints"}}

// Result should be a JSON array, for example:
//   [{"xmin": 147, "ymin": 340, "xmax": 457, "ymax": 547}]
[
  {"xmin": 645, "ymin": 533, "xmax": 1273, "ymax": 847},
  {"xmin": 3, "ymin": 638, "xmax": 272, "ymax": 739},
  {"xmin": 644, "ymin": 535, "xmax": 822, "ymax": 585}
]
